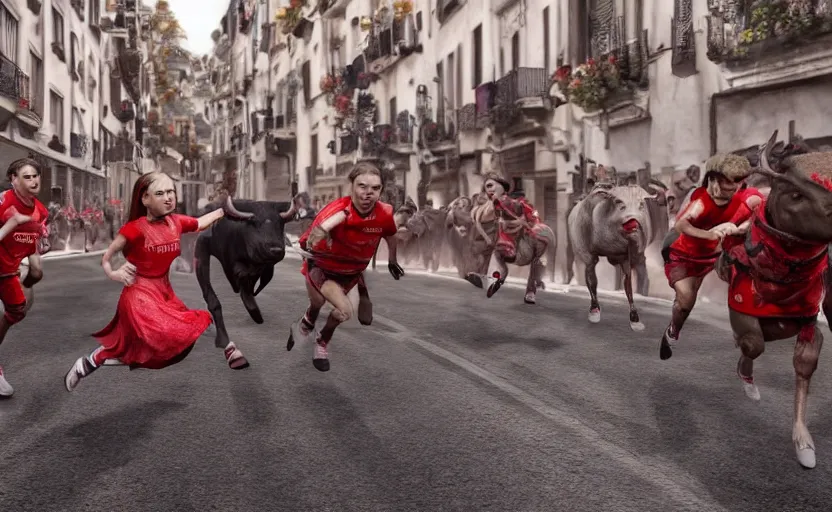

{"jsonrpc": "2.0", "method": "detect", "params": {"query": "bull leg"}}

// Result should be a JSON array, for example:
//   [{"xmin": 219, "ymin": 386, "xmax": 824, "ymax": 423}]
[
  {"xmin": 357, "ymin": 278, "xmax": 372, "ymax": 325},
  {"xmin": 586, "ymin": 256, "xmax": 601, "ymax": 323},
  {"xmin": 524, "ymin": 259, "xmax": 539, "ymax": 304},
  {"xmin": 620, "ymin": 261, "xmax": 645, "ymax": 332},
  {"xmin": 729, "ymin": 311, "xmax": 767, "ymax": 401},
  {"xmin": 238, "ymin": 271, "xmax": 264, "ymax": 324},
  {"xmin": 793, "ymin": 324, "xmax": 822, "ymax": 468},
  {"xmin": 194, "ymin": 236, "xmax": 232, "ymax": 350},
  {"xmin": 633, "ymin": 252, "xmax": 649, "ymax": 297}
]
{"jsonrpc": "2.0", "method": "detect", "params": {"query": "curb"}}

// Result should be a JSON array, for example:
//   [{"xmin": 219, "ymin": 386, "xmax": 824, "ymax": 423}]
[
  {"xmin": 41, "ymin": 249, "xmax": 106, "ymax": 261},
  {"xmin": 283, "ymin": 247, "xmax": 830, "ymax": 327}
]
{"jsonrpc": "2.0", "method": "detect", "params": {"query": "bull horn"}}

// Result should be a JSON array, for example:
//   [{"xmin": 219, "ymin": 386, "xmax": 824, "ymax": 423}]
[
  {"xmin": 759, "ymin": 130, "xmax": 778, "ymax": 174},
  {"xmin": 223, "ymin": 195, "xmax": 254, "ymax": 220}
]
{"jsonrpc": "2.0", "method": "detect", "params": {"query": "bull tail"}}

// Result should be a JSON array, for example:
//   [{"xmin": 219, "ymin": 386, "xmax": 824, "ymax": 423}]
[{"xmin": 253, "ymin": 265, "xmax": 275, "ymax": 296}]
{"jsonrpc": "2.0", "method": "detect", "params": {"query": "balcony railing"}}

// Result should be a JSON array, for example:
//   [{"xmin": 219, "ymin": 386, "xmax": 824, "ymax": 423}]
[
  {"xmin": 707, "ymin": 1, "xmax": 832, "ymax": 63},
  {"xmin": 105, "ymin": 139, "xmax": 135, "ymax": 163},
  {"xmin": 340, "ymin": 133, "xmax": 358, "ymax": 155},
  {"xmin": 457, "ymin": 103, "xmax": 477, "ymax": 132},
  {"xmin": 393, "ymin": 110, "xmax": 414, "ymax": 144},
  {"xmin": 70, "ymin": 133, "xmax": 89, "ymax": 159},
  {"xmin": 493, "ymin": 67, "xmax": 549, "ymax": 106},
  {"xmin": 0, "ymin": 55, "xmax": 20, "ymax": 102}
]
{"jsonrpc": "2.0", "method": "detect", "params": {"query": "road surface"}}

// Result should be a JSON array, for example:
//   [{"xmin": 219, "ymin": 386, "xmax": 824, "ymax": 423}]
[{"xmin": 1, "ymin": 255, "xmax": 832, "ymax": 511}]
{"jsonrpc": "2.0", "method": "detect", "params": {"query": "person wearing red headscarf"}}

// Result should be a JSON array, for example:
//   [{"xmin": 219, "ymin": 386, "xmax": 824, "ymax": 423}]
[{"xmin": 63, "ymin": 172, "xmax": 254, "ymax": 391}]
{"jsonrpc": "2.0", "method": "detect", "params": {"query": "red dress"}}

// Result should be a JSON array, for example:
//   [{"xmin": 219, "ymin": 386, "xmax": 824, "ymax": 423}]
[
  {"xmin": 664, "ymin": 187, "xmax": 745, "ymax": 286},
  {"xmin": 298, "ymin": 196, "xmax": 397, "ymax": 293},
  {"xmin": 92, "ymin": 214, "xmax": 212, "ymax": 369},
  {"xmin": 493, "ymin": 195, "xmax": 540, "ymax": 260},
  {"xmin": 721, "ymin": 187, "xmax": 765, "ymax": 253}
]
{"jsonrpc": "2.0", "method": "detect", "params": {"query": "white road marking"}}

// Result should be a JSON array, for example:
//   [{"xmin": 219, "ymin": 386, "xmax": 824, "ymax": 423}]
[{"xmin": 372, "ymin": 313, "xmax": 729, "ymax": 512}]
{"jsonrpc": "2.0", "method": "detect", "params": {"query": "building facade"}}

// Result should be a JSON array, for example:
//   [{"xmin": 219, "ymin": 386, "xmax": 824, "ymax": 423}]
[{"xmin": 205, "ymin": 0, "xmax": 832, "ymax": 290}]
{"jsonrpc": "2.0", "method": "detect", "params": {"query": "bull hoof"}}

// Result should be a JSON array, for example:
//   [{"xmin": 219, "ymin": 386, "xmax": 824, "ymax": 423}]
[
  {"xmin": 229, "ymin": 356, "xmax": 250, "ymax": 370},
  {"xmin": 659, "ymin": 337, "xmax": 673, "ymax": 360},
  {"xmin": 313, "ymin": 358, "xmax": 330, "ymax": 372},
  {"xmin": 287, "ymin": 331, "xmax": 295, "ymax": 351},
  {"xmin": 628, "ymin": 311, "xmax": 645, "ymax": 331},
  {"xmin": 358, "ymin": 300, "xmax": 373, "ymax": 326},
  {"xmin": 588, "ymin": 307, "xmax": 601, "ymax": 324},
  {"xmin": 465, "ymin": 273, "xmax": 484, "ymax": 289},
  {"xmin": 524, "ymin": 292, "xmax": 536, "ymax": 304},
  {"xmin": 247, "ymin": 308, "xmax": 264, "ymax": 324},
  {"xmin": 796, "ymin": 445, "xmax": 817, "ymax": 469}
]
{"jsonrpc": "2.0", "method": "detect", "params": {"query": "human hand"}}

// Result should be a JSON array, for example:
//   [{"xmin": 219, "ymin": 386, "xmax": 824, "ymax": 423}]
[
  {"xmin": 710, "ymin": 222, "xmax": 739, "ymax": 239},
  {"xmin": 111, "ymin": 262, "xmax": 136, "ymax": 286},
  {"xmin": 306, "ymin": 225, "xmax": 331, "ymax": 249},
  {"xmin": 388, "ymin": 261, "xmax": 405, "ymax": 280}
]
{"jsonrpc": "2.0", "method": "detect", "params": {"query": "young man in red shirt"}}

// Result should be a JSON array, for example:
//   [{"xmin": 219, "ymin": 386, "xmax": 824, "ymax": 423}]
[
  {"xmin": 659, "ymin": 153, "xmax": 752, "ymax": 360},
  {"xmin": 0, "ymin": 158, "xmax": 49, "ymax": 397},
  {"xmin": 290, "ymin": 162, "xmax": 405, "ymax": 371}
]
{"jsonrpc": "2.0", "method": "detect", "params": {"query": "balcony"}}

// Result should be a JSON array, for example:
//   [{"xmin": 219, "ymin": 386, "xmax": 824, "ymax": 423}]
[
  {"xmin": 104, "ymin": 139, "xmax": 135, "ymax": 163},
  {"xmin": 116, "ymin": 100, "xmax": 135, "ymax": 123},
  {"xmin": 390, "ymin": 110, "xmax": 415, "ymax": 152},
  {"xmin": 337, "ymin": 133, "xmax": 359, "ymax": 164},
  {"xmin": 706, "ymin": 2, "xmax": 832, "ymax": 89},
  {"xmin": 14, "ymin": 71, "xmax": 42, "ymax": 130},
  {"xmin": 70, "ymin": 133, "xmax": 89, "ymax": 159},
  {"xmin": 362, "ymin": 17, "xmax": 422, "ymax": 75}
]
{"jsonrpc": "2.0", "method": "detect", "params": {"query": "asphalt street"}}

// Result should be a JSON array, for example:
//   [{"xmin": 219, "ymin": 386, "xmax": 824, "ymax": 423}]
[{"xmin": 2, "ymin": 254, "xmax": 832, "ymax": 511}]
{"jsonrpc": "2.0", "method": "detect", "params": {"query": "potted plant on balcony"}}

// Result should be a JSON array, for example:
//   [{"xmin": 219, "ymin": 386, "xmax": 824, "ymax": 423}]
[
  {"xmin": 558, "ymin": 56, "xmax": 622, "ymax": 113},
  {"xmin": 733, "ymin": 0, "xmax": 831, "ymax": 57},
  {"xmin": 275, "ymin": 0, "xmax": 310, "ymax": 38}
]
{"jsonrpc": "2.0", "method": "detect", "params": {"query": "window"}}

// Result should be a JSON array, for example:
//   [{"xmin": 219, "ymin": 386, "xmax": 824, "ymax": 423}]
[
  {"xmin": 30, "ymin": 52, "xmax": 43, "ymax": 116},
  {"xmin": 388, "ymin": 97, "xmax": 396, "ymax": 124},
  {"xmin": 50, "ymin": 91, "xmax": 64, "ymax": 140},
  {"xmin": 471, "ymin": 24, "xmax": 482, "ymax": 89},
  {"xmin": 301, "ymin": 60, "xmax": 310, "ymax": 106},
  {"xmin": 310, "ymin": 133, "xmax": 318, "ymax": 171},
  {"xmin": 0, "ymin": 3, "xmax": 19, "ymax": 62},
  {"xmin": 511, "ymin": 32, "xmax": 519, "ymax": 70},
  {"xmin": 436, "ymin": 61, "xmax": 444, "ymax": 119},
  {"xmin": 52, "ymin": 8, "xmax": 64, "ymax": 47},
  {"xmin": 455, "ymin": 44, "xmax": 462, "ymax": 107},
  {"xmin": 71, "ymin": 107, "xmax": 84, "ymax": 135},
  {"xmin": 446, "ymin": 53, "xmax": 455, "ymax": 111},
  {"xmin": 89, "ymin": 0, "xmax": 100, "ymax": 31},
  {"xmin": 87, "ymin": 55, "xmax": 95, "ymax": 101},
  {"xmin": 543, "ymin": 7, "xmax": 550, "ymax": 74}
]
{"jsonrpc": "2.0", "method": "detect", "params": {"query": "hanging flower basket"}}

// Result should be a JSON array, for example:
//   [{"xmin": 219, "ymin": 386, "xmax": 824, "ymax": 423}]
[{"xmin": 556, "ymin": 56, "xmax": 621, "ymax": 113}]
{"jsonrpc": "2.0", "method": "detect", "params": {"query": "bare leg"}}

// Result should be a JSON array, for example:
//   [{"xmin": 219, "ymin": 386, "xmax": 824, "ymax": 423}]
[
  {"xmin": 287, "ymin": 279, "xmax": 325, "ymax": 351},
  {"xmin": 309, "ymin": 280, "xmax": 353, "ymax": 372},
  {"xmin": 586, "ymin": 256, "xmax": 601, "ymax": 323},
  {"xmin": 729, "ymin": 310, "xmax": 766, "ymax": 401},
  {"xmin": 659, "ymin": 276, "xmax": 702, "ymax": 360},
  {"xmin": 620, "ymin": 261, "xmax": 645, "ymax": 331},
  {"xmin": 357, "ymin": 278, "xmax": 372, "ymax": 325},
  {"xmin": 793, "ymin": 324, "xmax": 822, "ymax": 468}
]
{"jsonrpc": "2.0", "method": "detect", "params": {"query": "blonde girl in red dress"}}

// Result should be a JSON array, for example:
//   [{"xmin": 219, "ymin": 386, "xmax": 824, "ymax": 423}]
[{"xmin": 64, "ymin": 172, "xmax": 253, "ymax": 391}]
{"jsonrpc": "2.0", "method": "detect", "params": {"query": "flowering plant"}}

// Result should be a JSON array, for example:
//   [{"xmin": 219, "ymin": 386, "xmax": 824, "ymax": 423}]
[
  {"xmin": 555, "ymin": 56, "xmax": 621, "ymax": 112},
  {"xmin": 319, "ymin": 72, "xmax": 343, "ymax": 95}
]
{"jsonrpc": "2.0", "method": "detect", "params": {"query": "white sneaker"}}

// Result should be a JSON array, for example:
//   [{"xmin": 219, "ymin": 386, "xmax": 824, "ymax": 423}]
[
  {"xmin": 0, "ymin": 366, "xmax": 14, "ymax": 397},
  {"xmin": 65, "ymin": 357, "xmax": 97, "ymax": 392}
]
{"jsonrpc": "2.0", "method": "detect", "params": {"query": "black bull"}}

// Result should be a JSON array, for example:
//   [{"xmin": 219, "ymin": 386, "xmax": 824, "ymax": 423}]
[{"xmin": 194, "ymin": 199, "xmax": 315, "ymax": 349}]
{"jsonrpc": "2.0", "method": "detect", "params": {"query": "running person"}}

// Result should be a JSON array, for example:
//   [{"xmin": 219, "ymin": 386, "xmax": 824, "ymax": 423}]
[
  {"xmin": 288, "ymin": 163, "xmax": 404, "ymax": 371},
  {"xmin": 659, "ymin": 153, "xmax": 753, "ymax": 360},
  {"xmin": 64, "ymin": 172, "xmax": 253, "ymax": 391},
  {"xmin": 0, "ymin": 159, "xmax": 49, "ymax": 397}
]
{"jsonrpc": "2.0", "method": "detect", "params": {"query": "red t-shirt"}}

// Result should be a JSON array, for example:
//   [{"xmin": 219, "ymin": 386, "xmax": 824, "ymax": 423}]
[
  {"xmin": 118, "ymin": 214, "xmax": 199, "ymax": 278},
  {"xmin": 299, "ymin": 196, "xmax": 398, "ymax": 275},
  {"xmin": 722, "ymin": 187, "xmax": 765, "ymax": 252},
  {"xmin": 0, "ymin": 189, "xmax": 49, "ymax": 273},
  {"xmin": 669, "ymin": 187, "xmax": 745, "ymax": 258}
]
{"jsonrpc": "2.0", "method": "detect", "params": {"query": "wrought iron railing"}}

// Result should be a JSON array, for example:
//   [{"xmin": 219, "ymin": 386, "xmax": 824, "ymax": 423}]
[
  {"xmin": 394, "ymin": 110, "xmax": 414, "ymax": 143},
  {"xmin": 0, "ymin": 55, "xmax": 20, "ymax": 101},
  {"xmin": 457, "ymin": 103, "xmax": 477, "ymax": 131},
  {"xmin": 340, "ymin": 133, "xmax": 358, "ymax": 155},
  {"xmin": 70, "ymin": 133, "xmax": 88, "ymax": 158},
  {"xmin": 601, "ymin": 30, "xmax": 649, "ymax": 87},
  {"xmin": 105, "ymin": 139, "xmax": 135, "ymax": 162},
  {"xmin": 671, "ymin": 0, "xmax": 696, "ymax": 76},
  {"xmin": 706, "ymin": 0, "xmax": 832, "ymax": 62},
  {"xmin": 493, "ymin": 67, "xmax": 549, "ymax": 104}
]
